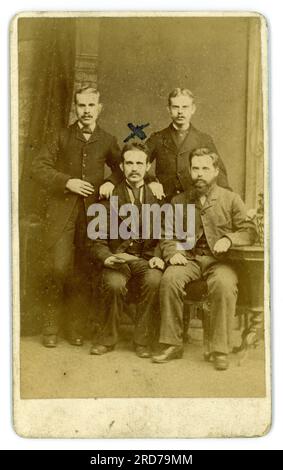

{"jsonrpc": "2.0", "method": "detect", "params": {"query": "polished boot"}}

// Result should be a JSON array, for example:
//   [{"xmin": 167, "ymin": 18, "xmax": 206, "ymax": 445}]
[
  {"xmin": 69, "ymin": 335, "xmax": 84, "ymax": 346},
  {"xmin": 214, "ymin": 353, "xmax": 229, "ymax": 371},
  {"xmin": 135, "ymin": 344, "xmax": 151, "ymax": 359},
  {"xmin": 42, "ymin": 334, "xmax": 58, "ymax": 348},
  {"xmin": 152, "ymin": 345, "xmax": 183, "ymax": 363},
  {"xmin": 90, "ymin": 344, "xmax": 115, "ymax": 355}
]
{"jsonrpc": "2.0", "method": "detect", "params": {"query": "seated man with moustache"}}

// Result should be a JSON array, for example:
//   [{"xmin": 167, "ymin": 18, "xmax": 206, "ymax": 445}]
[
  {"xmin": 89, "ymin": 142, "xmax": 165, "ymax": 358},
  {"xmin": 152, "ymin": 147, "xmax": 256, "ymax": 370}
]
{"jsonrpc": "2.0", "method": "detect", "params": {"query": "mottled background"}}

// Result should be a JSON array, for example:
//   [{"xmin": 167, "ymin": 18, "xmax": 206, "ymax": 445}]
[{"xmin": 17, "ymin": 15, "xmax": 265, "ymax": 342}]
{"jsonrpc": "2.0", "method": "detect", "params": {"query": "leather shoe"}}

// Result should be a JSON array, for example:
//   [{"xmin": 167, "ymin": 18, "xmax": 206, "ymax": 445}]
[
  {"xmin": 90, "ymin": 344, "xmax": 114, "ymax": 355},
  {"xmin": 152, "ymin": 345, "xmax": 183, "ymax": 363},
  {"xmin": 43, "ymin": 334, "xmax": 57, "ymax": 348},
  {"xmin": 214, "ymin": 354, "xmax": 229, "ymax": 371},
  {"xmin": 135, "ymin": 344, "xmax": 151, "ymax": 358},
  {"xmin": 204, "ymin": 351, "xmax": 214, "ymax": 362},
  {"xmin": 69, "ymin": 336, "xmax": 84, "ymax": 346}
]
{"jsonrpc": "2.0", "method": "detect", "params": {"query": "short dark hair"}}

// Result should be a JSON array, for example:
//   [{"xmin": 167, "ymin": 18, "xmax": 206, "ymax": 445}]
[
  {"xmin": 168, "ymin": 88, "xmax": 195, "ymax": 106},
  {"xmin": 121, "ymin": 141, "xmax": 150, "ymax": 163},
  {"xmin": 189, "ymin": 147, "xmax": 220, "ymax": 169},
  {"xmin": 74, "ymin": 85, "xmax": 99, "ymax": 104}
]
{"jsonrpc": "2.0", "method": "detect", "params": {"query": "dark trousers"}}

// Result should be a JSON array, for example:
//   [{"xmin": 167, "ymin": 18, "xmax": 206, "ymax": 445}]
[
  {"xmin": 97, "ymin": 259, "xmax": 162, "ymax": 346},
  {"xmin": 159, "ymin": 255, "xmax": 238, "ymax": 354},
  {"xmin": 42, "ymin": 200, "xmax": 89, "ymax": 336}
]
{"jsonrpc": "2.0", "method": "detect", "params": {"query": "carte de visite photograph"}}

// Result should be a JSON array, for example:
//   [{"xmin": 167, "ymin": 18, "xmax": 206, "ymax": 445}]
[{"xmin": 12, "ymin": 11, "xmax": 270, "ymax": 438}]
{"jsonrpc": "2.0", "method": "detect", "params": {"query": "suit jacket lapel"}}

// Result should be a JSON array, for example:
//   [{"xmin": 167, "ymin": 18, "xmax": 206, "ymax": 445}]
[
  {"xmin": 112, "ymin": 181, "xmax": 132, "ymax": 223},
  {"xmin": 178, "ymin": 124, "xmax": 196, "ymax": 155},
  {"xmin": 73, "ymin": 121, "xmax": 87, "ymax": 142},
  {"xmin": 143, "ymin": 184, "xmax": 157, "ymax": 205},
  {"xmin": 203, "ymin": 184, "xmax": 219, "ymax": 210},
  {"xmin": 117, "ymin": 181, "xmax": 143, "ymax": 242},
  {"xmin": 87, "ymin": 125, "xmax": 100, "ymax": 144},
  {"xmin": 112, "ymin": 182, "xmax": 158, "ymax": 241},
  {"xmin": 162, "ymin": 124, "xmax": 199, "ymax": 155},
  {"xmin": 162, "ymin": 125, "xmax": 178, "ymax": 153}
]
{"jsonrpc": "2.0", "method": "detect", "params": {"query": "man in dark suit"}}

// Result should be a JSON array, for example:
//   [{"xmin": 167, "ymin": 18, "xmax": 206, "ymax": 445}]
[
  {"xmin": 31, "ymin": 86, "xmax": 122, "ymax": 347},
  {"xmin": 89, "ymin": 142, "xmax": 164, "ymax": 358},
  {"xmin": 146, "ymin": 88, "xmax": 230, "ymax": 201},
  {"xmin": 152, "ymin": 148, "xmax": 256, "ymax": 370}
]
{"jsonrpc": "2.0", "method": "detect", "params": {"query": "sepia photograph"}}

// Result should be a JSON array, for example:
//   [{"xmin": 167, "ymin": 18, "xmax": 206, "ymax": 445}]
[{"xmin": 12, "ymin": 11, "xmax": 270, "ymax": 438}]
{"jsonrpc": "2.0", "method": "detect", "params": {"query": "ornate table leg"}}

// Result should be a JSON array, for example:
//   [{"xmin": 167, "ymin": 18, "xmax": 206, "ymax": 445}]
[
  {"xmin": 233, "ymin": 308, "xmax": 263, "ymax": 364},
  {"xmin": 232, "ymin": 253, "xmax": 264, "ymax": 364}
]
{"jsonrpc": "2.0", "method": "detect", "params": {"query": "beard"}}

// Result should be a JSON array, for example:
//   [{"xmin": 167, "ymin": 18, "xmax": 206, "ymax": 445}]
[{"xmin": 192, "ymin": 178, "xmax": 214, "ymax": 195}]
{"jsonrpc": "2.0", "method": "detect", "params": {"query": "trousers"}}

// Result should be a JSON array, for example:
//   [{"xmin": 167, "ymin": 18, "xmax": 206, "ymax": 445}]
[
  {"xmin": 97, "ymin": 259, "xmax": 163, "ymax": 346},
  {"xmin": 159, "ymin": 255, "xmax": 238, "ymax": 354},
  {"xmin": 42, "ymin": 199, "xmax": 90, "ymax": 336}
]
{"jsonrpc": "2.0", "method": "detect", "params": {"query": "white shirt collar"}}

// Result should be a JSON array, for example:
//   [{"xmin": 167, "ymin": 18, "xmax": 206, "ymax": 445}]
[
  {"xmin": 172, "ymin": 122, "xmax": 190, "ymax": 132},
  {"xmin": 126, "ymin": 180, "xmax": 145, "ymax": 190},
  {"xmin": 78, "ymin": 121, "xmax": 96, "ymax": 132}
]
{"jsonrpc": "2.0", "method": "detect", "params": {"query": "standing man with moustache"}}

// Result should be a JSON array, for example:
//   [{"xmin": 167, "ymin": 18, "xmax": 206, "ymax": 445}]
[
  {"xmin": 32, "ymin": 86, "xmax": 122, "ymax": 348},
  {"xmin": 146, "ymin": 88, "xmax": 230, "ymax": 201}
]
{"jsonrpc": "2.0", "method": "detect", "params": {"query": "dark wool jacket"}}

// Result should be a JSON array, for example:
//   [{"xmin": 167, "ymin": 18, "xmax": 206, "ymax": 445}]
[
  {"xmin": 31, "ymin": 122, "xmax": 122, "ymax": 248},
  {"xmin": 146, "ymin": 123, "xmax": 230, "ymax": 200},
  {"xmin": 160, "ymin": 184, "xmax": 257, "ymax": 262},
  {"xmin": 89, "ymin": 180, "xmax": 162, "ymax": 265}
]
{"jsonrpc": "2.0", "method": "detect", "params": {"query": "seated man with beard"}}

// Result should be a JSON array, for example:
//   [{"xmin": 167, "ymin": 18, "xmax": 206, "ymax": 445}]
[{"xmin": 152, "ymin": 148, "xmax": 257, "ymax": 370}]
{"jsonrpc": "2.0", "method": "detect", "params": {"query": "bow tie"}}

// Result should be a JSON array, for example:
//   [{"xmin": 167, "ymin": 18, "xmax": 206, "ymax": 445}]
[{"xmin": 81, "ymin": 126, "xmax": 93, "ymax": 135}]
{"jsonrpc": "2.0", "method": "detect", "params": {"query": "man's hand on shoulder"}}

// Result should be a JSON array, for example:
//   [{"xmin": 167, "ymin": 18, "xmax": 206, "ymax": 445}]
[
  {"xmin": 148, "ymin": 182, "xmax": 165, "ymax": 200},
  {"xmin": 213, "ymin": 237, "xmax": 232, "ymax": 254},
  {"xmin": 99, "ymin": 182, "xmax": 115, "ymax": 199},
  {"xmin": 169, "ymin": 253, "xmax": 188, "ymax": 266},
  {"xmin": 65, "ymin": 179, "xmax": 94, "ymax": 197}
]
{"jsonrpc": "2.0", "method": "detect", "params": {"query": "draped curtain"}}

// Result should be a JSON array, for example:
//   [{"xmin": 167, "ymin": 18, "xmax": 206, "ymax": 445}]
[
  {"xmin": 18, "ymin": 18, "xmax": 76, "ymax": 334},
  {"xmin": 19, "ymin": 18, "xmax": 76, "ymax": 220}
]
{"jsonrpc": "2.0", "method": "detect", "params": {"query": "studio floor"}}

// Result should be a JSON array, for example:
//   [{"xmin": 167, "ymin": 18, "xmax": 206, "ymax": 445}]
[{"xmin": 20, "ymin": 326, "xmax": 266, "ymax": 399}]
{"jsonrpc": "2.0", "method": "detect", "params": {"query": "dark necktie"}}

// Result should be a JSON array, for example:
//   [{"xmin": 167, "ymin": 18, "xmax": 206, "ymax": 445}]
[
  {"xmin": 131, "ymin": 186, "xmax": 141, "ymax": 206},
  {"xmin": 127, "ymin": 185, "xmax": 144, "ymax": 242},
  {"xmin": 126, "ymin": 183, "xmax": 144, "ymax": 211},
  {"xmin": 172, "ymin": 128, "xmax": 189, "ymax": 149}
]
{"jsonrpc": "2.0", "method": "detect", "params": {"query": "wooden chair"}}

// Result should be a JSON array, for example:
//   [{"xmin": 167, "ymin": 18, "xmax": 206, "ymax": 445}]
[{"xmin": 183, "ymin": 279, "xmax": 211, "ymax": 359}]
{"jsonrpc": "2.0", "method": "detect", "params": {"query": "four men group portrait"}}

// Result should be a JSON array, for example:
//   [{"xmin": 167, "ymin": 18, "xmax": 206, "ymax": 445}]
[{"xmin": 31, "ymin": 86, "xmax": 257, "ymax": 371}]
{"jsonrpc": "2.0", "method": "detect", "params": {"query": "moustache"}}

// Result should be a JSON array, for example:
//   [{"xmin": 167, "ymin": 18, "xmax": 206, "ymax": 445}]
[{"xmin": 194, "ymin": 179, "xmax": 206, "ymax": 184}]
